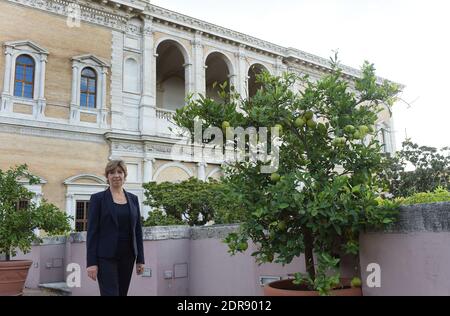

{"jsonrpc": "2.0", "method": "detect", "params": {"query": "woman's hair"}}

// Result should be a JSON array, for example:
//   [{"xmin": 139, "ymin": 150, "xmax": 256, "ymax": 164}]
[{"xmin": 105, "ymin": 160, "xmax": 128, "ymax": 184}]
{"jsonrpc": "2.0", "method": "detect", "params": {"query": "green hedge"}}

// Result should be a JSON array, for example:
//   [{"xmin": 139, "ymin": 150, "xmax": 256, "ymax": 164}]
[{"xmin": 396, "ymin": 187, "xmax": 450, "ymax": 205}]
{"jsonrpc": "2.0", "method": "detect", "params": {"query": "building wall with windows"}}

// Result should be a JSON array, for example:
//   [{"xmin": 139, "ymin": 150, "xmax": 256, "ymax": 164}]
[
  {"xmin": 0, "ymin": 0, "xmax": 112, "ymax": 124},
  {"xmin": 0, "ymin": 131, "xmax": 110, "ymax": 216},
  {"xmin": 0, "ymin": 0, "xmax": 397, "ymax": 232}
]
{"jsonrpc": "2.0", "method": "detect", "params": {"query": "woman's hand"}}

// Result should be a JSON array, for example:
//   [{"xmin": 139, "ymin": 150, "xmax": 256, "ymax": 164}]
[
  {"xmin": 87, "ymin": 265, "xmax": 98, "ymax": 281},
  {"xmin": 136, "ymin": 263, "xmax": 145, "ymax": 275}
]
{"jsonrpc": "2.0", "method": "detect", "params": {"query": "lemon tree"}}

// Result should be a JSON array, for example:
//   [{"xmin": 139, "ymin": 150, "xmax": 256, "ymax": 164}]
[{"xmin": 173, "ymin": 55, "xmax": 400, "ymax": 294}]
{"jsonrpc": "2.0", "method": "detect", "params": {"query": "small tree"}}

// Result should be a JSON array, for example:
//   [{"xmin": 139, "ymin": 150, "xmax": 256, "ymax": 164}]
[
  {"xmin": 382, "ymin": 140, "xmax": 450, "ymax": 197},
  {"xmin": 173, "ymin": 55, "xmax": 400, "ymax": 294},
  {"xmin": 0, "ymin": 164, "xmax": 71, "ymax": 261},
  {"xmin": 142, "ymin": 177, "xmax": 246, "ymax": 226}
]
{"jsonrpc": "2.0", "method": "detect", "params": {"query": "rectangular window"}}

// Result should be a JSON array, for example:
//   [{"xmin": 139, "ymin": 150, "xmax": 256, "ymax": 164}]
[
  {"xmin": 75, "ymin": 200, "xmax": 90, "ymax": 232},
  {"xmin": 16, "ymin": 200, "xmax": 30, "ymax": 211}
]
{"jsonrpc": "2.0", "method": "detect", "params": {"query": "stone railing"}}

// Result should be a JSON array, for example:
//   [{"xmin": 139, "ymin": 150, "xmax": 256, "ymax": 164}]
[
  {"xmin": 156, "ymin": 108, "xmax": 175, "ymax": 121},
  {"xmin": 69, "ymin": 225, "xmax": 239, "ymax": 243}
]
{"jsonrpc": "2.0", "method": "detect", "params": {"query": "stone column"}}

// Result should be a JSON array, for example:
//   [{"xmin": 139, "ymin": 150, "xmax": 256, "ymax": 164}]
[
  {"xmin": 1, "ymin": 47, "xmax": 13, "ymax": 112},
  {"xmin": 69, "ymin": 64, "xmax": 79, "ymax": 123},
  {"xmin": 228, "ymin": 74, "xmax": 237, "ymax": 92},
  {"xmin": 197, "ymin": 162, "xmax": 207, "ymax": 181},
  {"xmin": 142, "ymin": 157, "xmax": 155, "ymax": 216},
  {"xmin": 143, "ymin": 157, "xmax": 155, "ymax": 184},
  {"xmin": 275, "ymin": 56, "xmax": 287, "ymax": 76},
  {"xmin": 66, "ymin": 194, "xmax": 75, "ymax": 230},
  {"xmin": 184, "ymin": 62, "xmax": 194, "ymax": 97},
  {"xmin": 70, "ymin": 65, "xmax": 78, "ymax": 106},
  {"xmin": 100, "ymin": 67, "xmax": 108, "ymax": 128},
  {"xmin": 36, "ymin": 54, "xmax": 47, "ymax": 119},
  {"xmin": 3, "ymin": 48, "xmax": 13, "ymax": 95},
  {"xmin": 192, "ymin": 31, "xmax": 205, "ymax": 98},
  {"xmin": 110, "ymin": 30, "xmax": 125, "ymax": 131},
  {"xmin": 389, "ymin": 118, "xmax": 397, "ymax": 153},
  {"xmin": 139, "ymin": 16, "xmax": 156, "ymax": 136},
  {"xmin": 236, "ymin": 44, "xmax": 248, "ymax": 99},
  {"xmin": 150, "ymin": 52, "xmax": 157, "ymax": 112},
  {"xmin": 33, "ymin": 193, "xmax": 44, "ymax": 236}
]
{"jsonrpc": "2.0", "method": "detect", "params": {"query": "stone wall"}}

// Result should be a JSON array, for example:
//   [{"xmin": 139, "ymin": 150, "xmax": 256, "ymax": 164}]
[
  {"xmin": 0, "ymin": 133, "xmax": 109, "ymax": 210},
  {"xmin": 12, "ymin": 202, "xmax": 450, "ymax": 296},
  {"xmin": 360, "ymin": 202, "xmax": 450, "ymax": 296}
]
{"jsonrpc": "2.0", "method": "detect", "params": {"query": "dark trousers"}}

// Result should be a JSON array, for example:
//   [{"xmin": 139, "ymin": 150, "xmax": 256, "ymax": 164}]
[{"xmin": 97, "ymin": 240, "xmax": 136, "ymax": 296}]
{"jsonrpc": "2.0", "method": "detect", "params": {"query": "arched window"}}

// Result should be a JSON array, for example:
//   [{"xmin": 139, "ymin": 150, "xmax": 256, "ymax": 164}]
[
  {"xmin": 80, "ymin": 67, "xmax": 97, "ymax": 108},
  {"xmin": 248, "ymin": 64, "xmax": 268, "ymax": 98},
  {"xmin": 156, "ymin": 40, "xmax": 187, "ymax": 111},
  {"xmin": 14, "ymin": 55, "xmax": 35, "ymax": 99},
  {"xmin": 205, "ymin": 52, "xmax": 231, "ymax": 103},
  {"xmin": 381, "ymin": 123, "xmax": 393, "ymax": 155}
]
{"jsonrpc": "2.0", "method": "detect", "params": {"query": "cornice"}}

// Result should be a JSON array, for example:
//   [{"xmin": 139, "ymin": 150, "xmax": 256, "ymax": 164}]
[
  {"xmin": 4, "ymin": 40, "xmax": 50, "ymax": 55},
  {"xmin": 6, "ymin": 0, "xmax": 399, "ymax": 85},
  {"xmin": 146, "ymin": 4, "xmax": 387, "ymax": 83},
  {"xmin": 0, "ymin": 116, "xmax": 107, "ymax": 143},
  {"xmin": 7, "ymin": 0, "xmax": 130, "ymax": 30},
  {"xmin": 106, "ymin": 132, "xmax": 225, "ymax": 164}
]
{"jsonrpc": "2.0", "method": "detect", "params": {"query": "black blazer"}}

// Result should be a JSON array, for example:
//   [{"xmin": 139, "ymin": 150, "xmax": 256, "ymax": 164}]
[{"xmin": 86, "ymin": 188, "xmax": 145, "ymax": 267}]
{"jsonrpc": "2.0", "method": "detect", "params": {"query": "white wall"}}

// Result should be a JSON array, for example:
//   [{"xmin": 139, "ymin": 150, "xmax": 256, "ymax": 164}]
[{"xmin": 157, "ymin": 77, "xmax": 185, "ymax": 111}]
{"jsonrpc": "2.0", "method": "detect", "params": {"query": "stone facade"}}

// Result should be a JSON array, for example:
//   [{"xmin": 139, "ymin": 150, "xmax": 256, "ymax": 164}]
[{"xmin": 0, "ymin": 0, "xmax": 397, "ymax": 229}]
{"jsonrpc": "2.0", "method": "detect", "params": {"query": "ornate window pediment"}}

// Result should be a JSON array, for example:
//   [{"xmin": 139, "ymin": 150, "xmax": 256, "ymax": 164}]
[
  {"xmin": 1, "ymin": 40, "xmax": 48, "ymax": 118},
  {"xmin": 16, "ymin": 173, "xmax": 47, "ymax": 215},
  {"xmin": 64, "ymin": 174, "xmax": 107, "ymax": 186},
  {"xmin": 5, "ymin": 40, "xmax": 49, "ymax": 55},
  {"xmin": 64, "ymin": 174, "xmax": 108, "ymax": 231},
  {"xmin": 72, "ymin": 54, "xmax": 109, "ymax": 68},
  {"xmin": 70, "ymin": 54, "xmax": 110, "ymax": 128}
]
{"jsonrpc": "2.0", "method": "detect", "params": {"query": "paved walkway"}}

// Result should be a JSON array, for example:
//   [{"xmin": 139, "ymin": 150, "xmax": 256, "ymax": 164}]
[{"xmin": 22, "ymin": 288, "xmax": 63, "ymax": 296}]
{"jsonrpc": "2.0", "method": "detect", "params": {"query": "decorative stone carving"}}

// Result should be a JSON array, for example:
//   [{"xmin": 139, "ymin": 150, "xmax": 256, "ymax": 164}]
[
  {"xmin": 7, "ymin": 0, "xmax": 374, "ymax": 81},
  {"xmin": 112, "ymin": 142, "xmax": 143, "ymax": 152}
]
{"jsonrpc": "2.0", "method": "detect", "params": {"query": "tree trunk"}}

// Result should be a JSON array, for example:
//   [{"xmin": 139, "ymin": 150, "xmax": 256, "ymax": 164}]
[
  {"xmin": 5, "ymin": 251, "xmax": 11, "ymax": 261},
  {"xmin": 304, "ymin": 229, "xmax": 316, "ymax": 281}
]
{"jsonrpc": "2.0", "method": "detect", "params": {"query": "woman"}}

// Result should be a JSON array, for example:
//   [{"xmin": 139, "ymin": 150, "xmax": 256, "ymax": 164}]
[{"xmin": 86, "ymin": 160, "xmax": 145, "ymax": 296}]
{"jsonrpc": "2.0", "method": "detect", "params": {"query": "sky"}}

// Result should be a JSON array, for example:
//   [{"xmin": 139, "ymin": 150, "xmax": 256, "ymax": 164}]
[{"xmin": 151, "ymin": 0, "xmax": 450, "ymax": 150}]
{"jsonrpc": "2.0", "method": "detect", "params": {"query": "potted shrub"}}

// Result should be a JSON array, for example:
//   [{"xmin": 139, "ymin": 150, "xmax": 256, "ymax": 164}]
[
  {"xmin": 173, "ymin": 55, "xmax": 400, "ymax": 295},
  {"xmin": 0, "ymin": 164, "xmax": 71, "ymax": 296}
]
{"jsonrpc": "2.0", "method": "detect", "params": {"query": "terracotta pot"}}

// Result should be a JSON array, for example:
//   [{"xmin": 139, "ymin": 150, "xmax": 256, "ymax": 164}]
[
  {"xmin": 263, "ymin": 278, "xmax": 362, "ymax": 296},
  {"xmin": 0, "ymin": 260, "xmax": 33, "ymax": 296}
]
